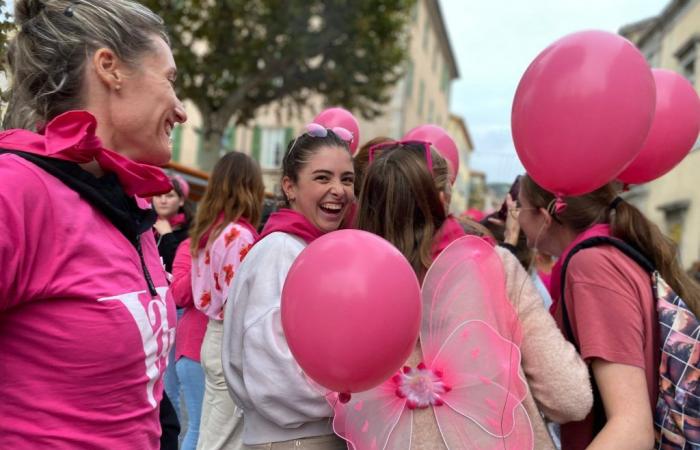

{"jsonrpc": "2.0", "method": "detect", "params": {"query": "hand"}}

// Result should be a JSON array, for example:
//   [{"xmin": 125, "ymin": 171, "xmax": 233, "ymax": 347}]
[
  {"xmin": 489, "ymin": 194, "xmax": 521, "ymax": 246},
  {"xmin": 154, "ymin": 218, "xmax": 173, "ymax": 235}
]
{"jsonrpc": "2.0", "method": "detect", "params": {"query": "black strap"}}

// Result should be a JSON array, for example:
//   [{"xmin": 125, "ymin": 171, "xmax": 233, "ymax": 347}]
[{"xmin": 558, "ymin": 236, "xmax": 656, "ymax": 435}]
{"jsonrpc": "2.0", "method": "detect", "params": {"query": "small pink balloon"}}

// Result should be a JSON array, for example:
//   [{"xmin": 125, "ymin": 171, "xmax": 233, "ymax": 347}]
[
  {"xmin": 618, "ymin": 69, "xmax": 700, "ymax": 184},
  {"xmin": 281, "ymin": 229, "xmax": 421, "ymax": 394},
  {"xmin": 403, "ymin": 124, "xmax": 460, "ymax": 184},
  {"xmin": 512, "ymin": 30, "xmax": 655, "ymax": 196},
  {"xmin": 314, "ymin": 107, "xmax": 361, "ymax": 154}
]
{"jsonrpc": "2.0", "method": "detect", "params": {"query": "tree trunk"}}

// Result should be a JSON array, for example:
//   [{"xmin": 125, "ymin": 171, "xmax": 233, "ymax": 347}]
[{"xmin": 197, "ymin": 111, "xmax": 230, "ymax": 171}]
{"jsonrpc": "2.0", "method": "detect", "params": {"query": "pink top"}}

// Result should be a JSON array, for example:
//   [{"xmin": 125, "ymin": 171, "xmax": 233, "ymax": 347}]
[
  {"xmin": 193, "ymin": 220, "xmax": 257, "ymax": 320},
  {"xmin": 0, "ymin": 154, "xmax": 174, "ymax": 448},
  {"xmin": 170, "ymin": 239, "xmax": 208, "ymax": 362}
]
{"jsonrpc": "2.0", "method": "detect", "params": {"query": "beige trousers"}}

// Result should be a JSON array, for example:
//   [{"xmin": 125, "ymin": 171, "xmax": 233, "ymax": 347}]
[
  {"xmin": 243, "ymin": 434, "xmax": 347, "ymax": 450},
  {"xmin": 197, "ymin": 319, "xmax": 244, "ymax": 450}
]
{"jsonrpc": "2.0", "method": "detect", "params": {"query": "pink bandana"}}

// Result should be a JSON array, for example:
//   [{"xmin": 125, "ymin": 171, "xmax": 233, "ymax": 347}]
[
  {"xmin": 0, "ymin": 110, "xmax": 171, "ymax": 197},
  {"xmin": 431, "ymin": 215, "xmax": 466, "ymax": 259},
  {"xmin": 257, "ymin": 208, "xmax": 324, "ymax": 245}
]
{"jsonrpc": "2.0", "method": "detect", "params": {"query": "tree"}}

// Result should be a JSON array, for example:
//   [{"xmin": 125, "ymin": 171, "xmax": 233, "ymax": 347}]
[{"xmin": 141, "ymin": 0, "xmax": 416, "ymax": 169}]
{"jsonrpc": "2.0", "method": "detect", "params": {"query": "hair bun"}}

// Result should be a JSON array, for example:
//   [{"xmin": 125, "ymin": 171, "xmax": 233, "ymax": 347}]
[{"xmin": 15, "ymin": 0, "xmax": 47, "ymax": 27}]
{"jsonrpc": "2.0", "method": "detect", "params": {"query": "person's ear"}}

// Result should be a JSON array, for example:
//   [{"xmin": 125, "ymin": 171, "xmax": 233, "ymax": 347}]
[
  {"xmin": 438, "ymin": 191, "xmax": 449, "ymax": 213},
  {"xmin": 539, "ymin": 207, "xmax": 553, "ymax": 227},
  {"xmin": 92, "ymin": 47, "xmax": 128, "ymax": 92},
  {"xmin": 282, "ymin": 176, "xmax": 296, "ymax": 203}
]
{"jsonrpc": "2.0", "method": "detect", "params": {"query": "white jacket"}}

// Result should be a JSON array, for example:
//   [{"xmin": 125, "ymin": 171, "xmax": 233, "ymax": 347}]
[{"xmin": 222, "ymin": 232, "xmax": 334, "ymax": 445}]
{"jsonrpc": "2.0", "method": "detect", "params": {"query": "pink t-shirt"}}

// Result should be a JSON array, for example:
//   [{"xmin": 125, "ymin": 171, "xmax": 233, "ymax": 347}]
[
  {"xmin": 0, "ymin": 154, "xmax": 175, "ymax": 449},
  {"xmin": 556, "ymin": 245, "xmax": 659, "ymax": 450},
  {"xmin": 193, "ymin": 221, "xmax": 256, "ymax": 320}
]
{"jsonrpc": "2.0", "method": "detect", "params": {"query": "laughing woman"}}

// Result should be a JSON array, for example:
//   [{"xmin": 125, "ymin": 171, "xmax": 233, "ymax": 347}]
[
  {"xmin": 223, "ymin": 126, "xmax": 355, "ymax": 450},
  {"xmin": 0, "ymin": 1, "xmax": 186, "ymax": 448}
]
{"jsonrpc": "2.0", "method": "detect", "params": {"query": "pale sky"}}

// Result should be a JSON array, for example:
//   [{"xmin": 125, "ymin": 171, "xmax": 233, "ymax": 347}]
[{"xmin": 441, "ymin": 0, "xmax": 669, "ymax": 184}]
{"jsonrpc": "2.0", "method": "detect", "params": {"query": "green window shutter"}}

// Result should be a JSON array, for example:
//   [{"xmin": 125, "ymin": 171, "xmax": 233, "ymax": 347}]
[
  {"xmin": 405, "ymin": 61, "xmax": 414, "ymax": 98},
  {"xmin": 252, "ymin": 126, "xmax": 262, "ymax": 162},
  {"xmin": 224, "ymin": 126, "xmax": 236, "ymax": 151},
  {"xmin": 285, "ymin": 127, "xmax": 294, "ymax": 146},
  {"xmin": 418, "ymin": 80, "xmax": 425, "ymax": 116},
  {"xmin": 171, "ymin": 124, "xmax": 182, "ymax": 162},
  {"xmin": 196, "ymin": 127, "xmax": 204, "ymax": 158}
]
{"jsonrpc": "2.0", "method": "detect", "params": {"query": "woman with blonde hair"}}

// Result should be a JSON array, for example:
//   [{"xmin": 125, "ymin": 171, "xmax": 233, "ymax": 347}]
[
  {"xmin": 191, "ymin": 151, "xmax": 265, "ymax": 450},
  {"xmin": 0, "ymin": 0, "xmax": 186, "ymax": 447}
]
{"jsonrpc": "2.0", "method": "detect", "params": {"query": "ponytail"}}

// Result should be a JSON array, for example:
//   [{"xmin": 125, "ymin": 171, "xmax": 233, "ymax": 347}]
[
  {"xmin": 612, "ymin": 201, "xmax": 700, "ymax": 316},
  {"xmin": 521, "ymin": 175, "xmax": 700, "ymax": 316}
]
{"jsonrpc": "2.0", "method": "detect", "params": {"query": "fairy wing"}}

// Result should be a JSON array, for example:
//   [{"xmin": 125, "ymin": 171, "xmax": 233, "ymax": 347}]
[
  {"xmin": 331, "ymin": 382, "xmax": 412, "ymax": 450},
  {"xmin": 422, "ymin": 236, "xmax": 533, "ymax": 449}
]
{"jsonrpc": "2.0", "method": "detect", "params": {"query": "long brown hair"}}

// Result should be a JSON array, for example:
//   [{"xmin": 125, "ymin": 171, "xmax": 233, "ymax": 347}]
[
  {"xmin": 190, "ymin": 152, "xmax": 264, "ymax": 255},
  {"xmin": 521, "ymin": 174, "xmax": 700, "ymax": 315},
  {"xmin": 357, "ymin": 143, "xmax": 448, "ymax": 278}
]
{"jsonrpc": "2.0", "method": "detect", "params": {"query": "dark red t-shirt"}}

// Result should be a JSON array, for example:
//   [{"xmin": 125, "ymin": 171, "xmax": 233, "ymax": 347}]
[{"xmin": 556, "ymin": 245, "xmax": 659, "ymax": 450}]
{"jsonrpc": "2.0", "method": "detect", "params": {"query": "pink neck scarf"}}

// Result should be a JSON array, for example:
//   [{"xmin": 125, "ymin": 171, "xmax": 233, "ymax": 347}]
[
  {"xmin": 257, "ymin": 208, "xmax": 324, "ymax": 245},
  {"xmin": 0, "ymin": 110, "xmax": 171, "ymax": 197}
]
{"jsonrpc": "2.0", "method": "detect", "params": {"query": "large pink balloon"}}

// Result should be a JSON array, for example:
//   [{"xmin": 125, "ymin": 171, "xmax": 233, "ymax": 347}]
[
  {"xmin": 403, "ymin": 124, "xmax": 460, "ymax": 184},
  {"xmin": 511, "ymin": 30, "xmax": 656, "ymax": 196},
  {"xmin": 314, "ymin": 107, "xmax": 361, "ymax": 154},
  {"xmin": 618, "ymin": 69, "xmax": 700, "ymax": 184},
  {"xmin": 282, "ymin": 230, "xmax": 421, "ymax": 394}
]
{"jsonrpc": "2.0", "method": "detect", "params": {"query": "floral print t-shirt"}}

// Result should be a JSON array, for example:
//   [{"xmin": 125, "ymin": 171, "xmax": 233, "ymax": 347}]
[{"xmin": 193, "ymin": 221, "xmax": 255, "ymax": 320}]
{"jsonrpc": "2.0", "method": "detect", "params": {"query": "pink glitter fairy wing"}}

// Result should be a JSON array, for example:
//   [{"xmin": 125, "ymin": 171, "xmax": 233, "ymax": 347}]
[
  {"xmin": 422, "ymin": 236, "xmax": 533, "ymax": 449},
  {"xmin": 332, "ymin": 236, "xmax": 533, "ymax": 449},
  {"xmin": 332, "ymin": 382, "xmax": 412, "ymax": 450}
]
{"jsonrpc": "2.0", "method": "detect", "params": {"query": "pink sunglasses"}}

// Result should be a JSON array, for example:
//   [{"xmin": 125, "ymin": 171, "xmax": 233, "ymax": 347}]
[{"xmin": 368, "ymin": 140, "xmax": 434, "ymax": 172}]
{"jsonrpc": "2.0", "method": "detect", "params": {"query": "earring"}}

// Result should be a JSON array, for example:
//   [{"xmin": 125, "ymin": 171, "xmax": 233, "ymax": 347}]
[{"xmin": 115, "ymin": 84, "xmax": 122, "ymax": 91}]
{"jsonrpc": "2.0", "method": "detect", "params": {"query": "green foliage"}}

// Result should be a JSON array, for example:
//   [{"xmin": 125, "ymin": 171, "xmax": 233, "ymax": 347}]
[
  {"xmin": 0, "ymin": 0, "xmax": 16, "ymax": 98},
  {"xmin": 140, "ymin": 0, "xmax": 415, "ymax": 168}
]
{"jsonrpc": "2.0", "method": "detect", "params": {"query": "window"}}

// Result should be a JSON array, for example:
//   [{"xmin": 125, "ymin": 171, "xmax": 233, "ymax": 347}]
[
  {"xmin": 422, "ymin": 15, "xmax": 430, "ymax": 51},
  {"xmin": 418, "ymin": 80, "xmax": 425, "ymax": 117},
  {"xmin": 440, "ymin": 63, "xmax": 450, "ymax": 93},
  {"xmin": 659, "ymin": 200, "xmax": 690, "ymax": 255},
  {"xmin": 259, "ymin": 127, "xmax": 288, "ymax": 169},
  {"xmin": 675, "ymin": 35, "xmax": 699, "ymax": 85},
  {"xmin": 681, "ymin": 52, "xmax": 695, "ymax": 85},
  {"xmin": 432, "ymin": 42, "xmax": 439, "ymax": 71},
  {"xmin": 404, "ymin": 60, "xmax": 414, "ymax": 99},
  {"xmin": 222, "ymin": 126, "xmax": 236, "ymax": 151},
  {"xmin": 171, "ymin": 124, "xmax": 183, "ymax": 162}
]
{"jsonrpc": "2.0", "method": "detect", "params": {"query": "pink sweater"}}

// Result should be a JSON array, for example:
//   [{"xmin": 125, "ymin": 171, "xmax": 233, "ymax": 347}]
[
  {"xmin": 0, "ymin": 153, "xmax": 174, "ymax": 449},
  {"xmin": 171, "ymin": 239, "xmax": 208, "ymax": 362}
]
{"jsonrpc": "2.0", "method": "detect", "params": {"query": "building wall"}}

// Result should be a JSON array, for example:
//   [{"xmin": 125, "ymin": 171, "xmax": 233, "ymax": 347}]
[
  {"xmin": 171, "ymin": 0, "xmax": 461, "ymax": 197},
  {"xmin": 446, "ymin": 114, "xmax": 474, "ymax": 214},
  {"xmin": 621, "ymin": 0, "xmax": 700, "ymax": 268}
]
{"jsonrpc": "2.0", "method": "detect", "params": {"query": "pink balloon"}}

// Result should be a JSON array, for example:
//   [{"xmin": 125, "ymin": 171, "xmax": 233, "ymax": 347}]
[
  {"xmin": 281, "ymin": 230, "xmax": 421, "ymax": 394},
  {"xmin": 403, "ymin": 124, "xmax": 460, "ymax": 184},
  {"xmin": 618, "ymin": 69, "xmax": 700, "ymax": 184},
  {"xmin": 314, "ymin": 107, "xmax": 361, "ymax": 154},
  {"xmin": 511, "ymin": 30, "xmax": 656, "ymax": 196}
]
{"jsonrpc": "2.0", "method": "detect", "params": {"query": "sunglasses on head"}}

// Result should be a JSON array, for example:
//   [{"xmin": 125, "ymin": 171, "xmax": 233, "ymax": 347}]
[
  {"xmin": 367, "ymin": 140, "xmax": 434, "ymax": 173},
  {"xmin": 305, "ymin": 122, "xmax": 354, "ymax": 143}
]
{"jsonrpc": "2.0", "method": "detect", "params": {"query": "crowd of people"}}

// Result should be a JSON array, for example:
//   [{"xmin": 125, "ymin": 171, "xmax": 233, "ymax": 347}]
[{"xmin": 1, "ymin": 1, "xmax": 699, "ymax": 450}]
